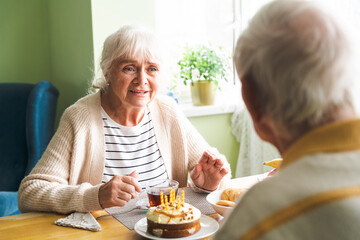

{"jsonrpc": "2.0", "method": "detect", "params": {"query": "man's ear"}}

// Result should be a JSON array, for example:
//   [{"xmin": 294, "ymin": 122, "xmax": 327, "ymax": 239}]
[
  {"xmin": 240, "ymin": 76, "xmax": 262, "ymax": 123},
  {"xmin": 240, "ymin": 76, "xmax": 275, "ymax": 144}
]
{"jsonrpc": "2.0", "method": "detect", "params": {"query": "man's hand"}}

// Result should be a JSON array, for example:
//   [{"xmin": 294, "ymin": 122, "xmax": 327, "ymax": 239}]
[
  {"xmin": 98, "ymin": 170, "xmax": 142, "ymax": 209},
  {"xmin": 190, "ymin": 149, "xmax": 229, "ymax": 191}
]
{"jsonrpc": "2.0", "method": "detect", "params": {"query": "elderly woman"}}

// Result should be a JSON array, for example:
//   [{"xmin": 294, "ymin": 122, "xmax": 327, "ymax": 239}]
[{"xmin": 18, "ymin": 25, "xmax": 230, "ymax": 214}]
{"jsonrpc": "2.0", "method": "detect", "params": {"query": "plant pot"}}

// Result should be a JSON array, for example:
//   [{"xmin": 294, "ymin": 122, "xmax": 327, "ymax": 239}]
[{"xmin": 190, "ymin": 80, "xmax": 216, "ymax": 106}]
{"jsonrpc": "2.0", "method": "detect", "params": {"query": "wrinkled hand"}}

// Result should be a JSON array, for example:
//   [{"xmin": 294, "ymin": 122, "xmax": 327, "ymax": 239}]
[
  {"xmin": 190, "ymin": 149, "xmax": 229, "ymax": 191},
  {"xmin": 98, "ymin": 170, "xmax": 142, "ymax": 208}
]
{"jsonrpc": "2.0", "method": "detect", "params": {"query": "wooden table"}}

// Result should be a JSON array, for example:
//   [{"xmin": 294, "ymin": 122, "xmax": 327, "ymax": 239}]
[
  {"xmin": 0, "ymin": 175, "xmax": 261, "ymax": 240},
  {"xmin": 0, "ymin": 211, "xmax": 223, "ymax": 240}
]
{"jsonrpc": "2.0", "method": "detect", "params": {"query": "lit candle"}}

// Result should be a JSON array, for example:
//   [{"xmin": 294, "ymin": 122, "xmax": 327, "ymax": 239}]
[
  {"xmin": 171, "ymin": 189, "xmax": 174, "ymax": 204},
  {"xmin": 169, "ymin": 188, "xmax": 173, "ymax": 204},
  {"xmin": 177, "ymin": 196, "xmax": 181, "ymax": 210},
  {"xmin": 165, "ymin": 195, "xmax": 168, "ymax": 211},
  {"xmin": 181, "ymin": 190, "xmax": 185, "ymax": 204},
  {"xmin": 160, "ymin": 191, "xmax": 164, "ymax": 206},
  {"xmin": 172, "ymin": 189, "xmax": 175, "ymax": 204}
]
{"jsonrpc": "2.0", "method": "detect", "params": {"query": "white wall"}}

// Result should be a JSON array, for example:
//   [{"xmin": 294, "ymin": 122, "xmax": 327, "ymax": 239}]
[{"xmin": 91, "ymin": 0, "xmax": 156, "ymax": 72}]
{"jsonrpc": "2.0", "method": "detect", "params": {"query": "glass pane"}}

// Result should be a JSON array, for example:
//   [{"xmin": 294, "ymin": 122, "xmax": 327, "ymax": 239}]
[{"xmin": 155, "ymin": 0, "xmax": 235, "ymax": 101}]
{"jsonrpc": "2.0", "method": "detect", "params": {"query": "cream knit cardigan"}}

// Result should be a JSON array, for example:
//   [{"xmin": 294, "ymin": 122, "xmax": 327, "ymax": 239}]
[{"xmin": 18, "ymin": 92, "xmax": 226, "ymax": 214}]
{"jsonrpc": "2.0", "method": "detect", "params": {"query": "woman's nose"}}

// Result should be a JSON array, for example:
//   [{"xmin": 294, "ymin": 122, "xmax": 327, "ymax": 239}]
[{"xmin": 135, "ymin": 69, "xmax": 148, "ymax": 85}]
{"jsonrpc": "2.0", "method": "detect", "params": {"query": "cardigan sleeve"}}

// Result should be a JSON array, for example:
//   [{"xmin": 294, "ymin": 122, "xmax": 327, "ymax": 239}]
[{"xmin": 18, "ymin": 104, "xmax": 102, "ymax": 214}]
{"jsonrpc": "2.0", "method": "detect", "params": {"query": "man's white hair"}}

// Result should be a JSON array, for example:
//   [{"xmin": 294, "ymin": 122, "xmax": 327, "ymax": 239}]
[
  {"xmin": 234, "ymin": 0, "xmax": 358, "ymax": 131},
  {"xmin": 92, "ymin": 25, "xmax": 163, "ymax": 90}
]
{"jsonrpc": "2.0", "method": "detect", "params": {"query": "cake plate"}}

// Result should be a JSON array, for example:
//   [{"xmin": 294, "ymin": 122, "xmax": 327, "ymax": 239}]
[{"xmin": 134, "ymin": 215, "xmax": 219, "ymax": 240}]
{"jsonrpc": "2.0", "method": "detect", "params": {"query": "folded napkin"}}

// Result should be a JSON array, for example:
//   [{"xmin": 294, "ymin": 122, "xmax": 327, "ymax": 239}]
[{"xmin": 54, "ymin": 212, "xmax": 102, "ymax": 232}]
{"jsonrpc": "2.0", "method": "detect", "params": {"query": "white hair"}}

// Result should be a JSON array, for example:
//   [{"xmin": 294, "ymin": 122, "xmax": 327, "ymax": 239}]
[
  {"xmin": 234, "ymin": 0, "xmax": 358, "ymax": 131},
  {"xmin": 92, "ymin": 25, "xmax": 164, "ymax": 90}
]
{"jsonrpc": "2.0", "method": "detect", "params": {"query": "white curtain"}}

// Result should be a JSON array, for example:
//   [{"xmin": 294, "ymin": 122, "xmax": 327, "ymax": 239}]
[{"xmin": 231, "ymin": 106, "xmax": 280, "ymax": 177}]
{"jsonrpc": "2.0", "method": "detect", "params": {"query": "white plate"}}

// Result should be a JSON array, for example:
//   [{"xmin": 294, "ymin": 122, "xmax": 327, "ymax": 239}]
[{"xmin": 134, "ymin": 215, "xmax": 219, "ymax": 240}]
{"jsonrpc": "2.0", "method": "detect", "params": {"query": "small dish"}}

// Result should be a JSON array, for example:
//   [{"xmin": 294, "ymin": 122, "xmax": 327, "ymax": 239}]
[{"xmin": 206, "ymin": 190, "xmax": 233, "ymax": 216}]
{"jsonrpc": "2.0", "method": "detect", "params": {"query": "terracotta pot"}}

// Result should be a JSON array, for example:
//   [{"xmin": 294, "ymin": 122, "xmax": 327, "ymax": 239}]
[{"xmin": 190, "ymin": 80, "xmax": 216, "ymax": 106}]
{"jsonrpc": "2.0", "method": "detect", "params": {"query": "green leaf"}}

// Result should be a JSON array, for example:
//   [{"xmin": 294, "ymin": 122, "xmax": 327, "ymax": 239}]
[{"xmin": 176, "ymin": 44, "xmax": 231, "ymax": 91}]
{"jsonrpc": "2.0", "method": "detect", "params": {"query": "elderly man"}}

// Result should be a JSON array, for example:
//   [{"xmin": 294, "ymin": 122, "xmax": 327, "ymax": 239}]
[{"xmin": 214, "ymin": 0, "xmax": 360, "ymax": 239}]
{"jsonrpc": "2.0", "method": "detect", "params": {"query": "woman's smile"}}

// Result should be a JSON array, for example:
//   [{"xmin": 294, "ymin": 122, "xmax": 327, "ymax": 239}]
[{"xmin": 129, "ymin": 89, "xmax": 150, "ymax": 96}]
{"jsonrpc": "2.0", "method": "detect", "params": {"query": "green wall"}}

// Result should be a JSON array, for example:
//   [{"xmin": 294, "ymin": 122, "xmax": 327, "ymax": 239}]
[
  {"xmin": 0, "ymin": 0, "xmax": 51, "ymax": 84},
  {"xmin": 189, "ymin": 114, "xmax": 239, "ymax": 177},
  {"xmin": 0, "ymin": 0, "xmax": 239, "ymax": 177},
  {"xmin": 47, "ymin": 0, "xmax": 94, "ymax": 124},
  {"xmin": 0, "ymin": 0, "xmax": 94, "ymax": 125}
]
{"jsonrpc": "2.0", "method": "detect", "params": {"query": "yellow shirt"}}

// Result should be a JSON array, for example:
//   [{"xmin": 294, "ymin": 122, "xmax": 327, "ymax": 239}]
[
  {"xmin": 282, "ymin": 118, "xmax": 360, "ymax": 169},
  {"xmin": 215, "ymin": 119, "xmax": 360, "ymax": 240}
]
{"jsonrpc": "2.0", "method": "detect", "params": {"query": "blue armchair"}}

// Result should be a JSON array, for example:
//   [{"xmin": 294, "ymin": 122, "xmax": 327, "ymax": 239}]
[{"xmin": 0, "ymin": 81, "xmax": 59, "ymax": 217}]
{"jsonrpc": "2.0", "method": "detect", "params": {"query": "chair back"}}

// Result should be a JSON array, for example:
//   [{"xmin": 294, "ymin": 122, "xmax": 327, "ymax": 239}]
[{"xmin": 0, "ymin": 81, "xmax": 59, "ymax": 191}]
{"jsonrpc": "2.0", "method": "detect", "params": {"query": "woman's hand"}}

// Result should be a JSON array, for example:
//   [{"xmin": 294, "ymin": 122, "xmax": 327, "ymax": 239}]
[
  {"xmin": 98, "ymin": 170, "xmax": 142, "ymax": 208},
  {"xmin": 190, "ymin": 149, "xmax": 229, "ymax": 191}
]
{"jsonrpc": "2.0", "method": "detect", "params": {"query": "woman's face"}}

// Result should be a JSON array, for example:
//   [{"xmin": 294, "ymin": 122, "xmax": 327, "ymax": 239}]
[{"xmin": 108, "ymin": 56, "xmax": 161, "ymax": 110}]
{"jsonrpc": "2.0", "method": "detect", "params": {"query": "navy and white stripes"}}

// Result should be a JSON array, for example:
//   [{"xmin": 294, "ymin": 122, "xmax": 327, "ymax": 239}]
[{"xmin": 101, "ymin": 108, "xmax": 168, "ymax": 190}]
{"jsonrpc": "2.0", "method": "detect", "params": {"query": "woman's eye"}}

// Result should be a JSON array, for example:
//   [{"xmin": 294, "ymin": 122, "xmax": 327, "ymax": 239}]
[
  {"xmin": 123, "ymin": 66, "xmax": 135, "ymax": 72},
  {"xmin": 149, "ymin": 67, "xmax": 158, "ymax": 72}
]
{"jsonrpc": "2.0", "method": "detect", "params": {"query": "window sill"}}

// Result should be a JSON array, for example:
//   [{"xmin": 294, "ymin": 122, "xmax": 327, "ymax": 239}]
[{"xmin": 179, "ymin": 102, "xmax": 237, "ymax": 117}]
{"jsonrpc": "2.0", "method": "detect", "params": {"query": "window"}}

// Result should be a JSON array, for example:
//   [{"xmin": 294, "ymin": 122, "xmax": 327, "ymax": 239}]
[
  {"xmin": 154, "ymin": 0, "xmax": 240, "ymax": 106},
  {"xmin": 91, "ymin": 0, "xmax": 360, "ymax": 115}
]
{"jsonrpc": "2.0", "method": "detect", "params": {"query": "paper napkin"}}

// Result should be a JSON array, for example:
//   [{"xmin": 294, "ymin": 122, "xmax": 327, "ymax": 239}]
[{"xmin": 54, "ymin": 212, "xmax": 102, "ymax": 232}]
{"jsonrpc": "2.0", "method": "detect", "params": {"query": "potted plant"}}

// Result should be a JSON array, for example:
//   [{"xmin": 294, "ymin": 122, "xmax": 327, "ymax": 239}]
[{"xmin": 177, "ymin": 45, "xmax": 230, "ymax": 106}]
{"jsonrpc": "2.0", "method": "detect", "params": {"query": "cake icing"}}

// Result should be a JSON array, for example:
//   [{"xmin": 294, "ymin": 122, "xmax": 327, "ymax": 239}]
[{"xmin": 147, "ymin": 202, "xmax": 201, "ymax": 224}]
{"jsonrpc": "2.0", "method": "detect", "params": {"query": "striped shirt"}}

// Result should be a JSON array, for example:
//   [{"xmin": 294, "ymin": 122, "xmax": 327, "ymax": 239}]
[{"xmin": 101, "ymin": 107, "xmax": 168, "ymax": 190}]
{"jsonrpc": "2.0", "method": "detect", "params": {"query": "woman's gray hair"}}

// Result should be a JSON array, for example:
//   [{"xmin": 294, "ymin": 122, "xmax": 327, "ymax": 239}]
[
  {"xmin": 234, "ymin": 0, "xmax": 358, "ymax": 131},
  {"xmin": 92, "ymin": 25, "xmax": 164, "ymax": 90}
]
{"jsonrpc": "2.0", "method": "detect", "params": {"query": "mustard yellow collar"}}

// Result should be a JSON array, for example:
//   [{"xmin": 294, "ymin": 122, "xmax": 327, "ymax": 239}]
[{"xmin": 281, "ymin": 118, "xmax": 360, "ymax": 169}]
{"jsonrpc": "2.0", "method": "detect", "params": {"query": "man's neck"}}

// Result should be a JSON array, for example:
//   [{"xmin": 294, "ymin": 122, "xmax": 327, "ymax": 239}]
[{"xmin": 272, "ymin": 106, "xmax": 358, "ymax": 156}]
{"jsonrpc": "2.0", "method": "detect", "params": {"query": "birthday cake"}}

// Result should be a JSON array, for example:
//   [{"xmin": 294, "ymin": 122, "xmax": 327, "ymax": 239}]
[{"xmin": 146, "ymin": 190, "xmax": 201, "ymax": 238}]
